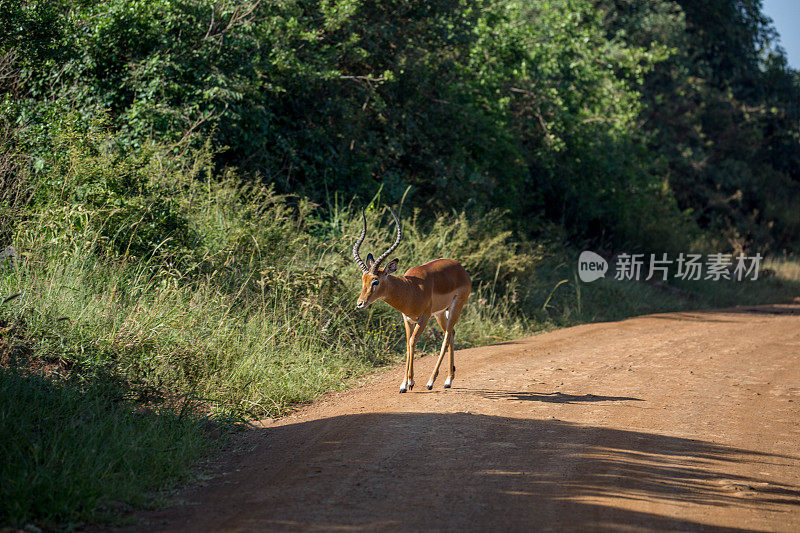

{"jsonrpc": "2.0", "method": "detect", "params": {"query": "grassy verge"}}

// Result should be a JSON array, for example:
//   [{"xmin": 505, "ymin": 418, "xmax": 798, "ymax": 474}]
[
  {"xmin": 0, "ymin": 365, "xmax": 211, "ymax": 529},
  {"xmin": 534, "ymin": 256, "xmax": 800, "ymax": 325}
]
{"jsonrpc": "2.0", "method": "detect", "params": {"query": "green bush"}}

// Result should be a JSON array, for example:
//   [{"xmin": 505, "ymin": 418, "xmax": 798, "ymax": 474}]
[{"xmin": 6, "ymin": 0, "xmax": 768, "ymax": 251}]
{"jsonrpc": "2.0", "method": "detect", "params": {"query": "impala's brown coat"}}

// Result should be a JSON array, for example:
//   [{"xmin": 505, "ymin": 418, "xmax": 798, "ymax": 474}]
[
  {"xmin": 357, "ymin": 258, "xmax": 471, "ymax": 392},
  {"xmin": 353, "ymin": 208, "xmax": 471, "ymax": 392},
  {"xmin": 359, "ymin": 259, "xmax": 470, "ymax": 320}
]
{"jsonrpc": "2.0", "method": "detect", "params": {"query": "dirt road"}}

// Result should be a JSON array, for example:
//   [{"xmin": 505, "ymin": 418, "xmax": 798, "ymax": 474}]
[{"xmin": 128, "ymin": 305, "xmax": 800, "ymax": 532}]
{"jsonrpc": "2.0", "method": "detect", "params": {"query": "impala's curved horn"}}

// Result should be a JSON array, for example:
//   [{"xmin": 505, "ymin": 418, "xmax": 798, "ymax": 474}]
[
  {"xmin": 371, "ymin": 207, "xmax": 401, "ymax": 273},
  {"xmin": 352, "ymin": 209, "xmax": 369, "ymax": 273}
]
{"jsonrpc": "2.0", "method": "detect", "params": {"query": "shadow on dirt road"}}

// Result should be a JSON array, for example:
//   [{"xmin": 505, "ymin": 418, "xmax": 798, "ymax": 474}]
[{"xmin": 143, "ymin": 412, "xmax": 800, "ymax": 532}]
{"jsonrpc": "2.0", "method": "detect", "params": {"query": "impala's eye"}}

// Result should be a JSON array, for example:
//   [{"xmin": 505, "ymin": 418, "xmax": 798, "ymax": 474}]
[{"xmin": 371, "ymin": 279, "xmax": 380, "ymax": 288}]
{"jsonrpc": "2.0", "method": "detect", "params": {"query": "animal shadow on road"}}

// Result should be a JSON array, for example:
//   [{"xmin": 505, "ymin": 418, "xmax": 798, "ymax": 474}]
[
  {"xmin": 461, "ymin": 388, "xmax": 644, "ymax": 403},
  {"xmin": 150, "ymin": 413, "xmax": 800, "ymax": 532}
]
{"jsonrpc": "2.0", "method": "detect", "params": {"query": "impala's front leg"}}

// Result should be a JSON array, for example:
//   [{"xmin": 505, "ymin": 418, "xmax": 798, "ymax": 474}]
[
  {"xmin": 400, "ymin": 314, "xmax": 429, "ymax": 393},
  {"xmin": 401, "ymin": 317, "xmax": 413, "ymax": 393}
]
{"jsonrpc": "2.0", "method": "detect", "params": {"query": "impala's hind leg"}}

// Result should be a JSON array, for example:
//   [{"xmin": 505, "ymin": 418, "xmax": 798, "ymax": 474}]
[
  {"xmin": 444, "ymin": 296, "xmax": 467, "ymax": 388},
  {"xmin": 427, "ymin": 313, "xmax": 451, "ymax": 390},
  {"xmin": 444, "ymin": 329, "xmax": 456, "ymax": 388}
]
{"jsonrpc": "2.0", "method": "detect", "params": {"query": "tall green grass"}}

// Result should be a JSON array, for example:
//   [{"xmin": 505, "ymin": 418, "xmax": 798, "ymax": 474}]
[
  {"xmin": 1, "ymin": 198, "xmax": 537, "ymax": 419},
  {"xmin": 4, "ymin": 182, "xmax": 798, "ymax": 421},
  {"xmin": 0, "ymin": 366, "xmax": 209, "ymax": 528}
]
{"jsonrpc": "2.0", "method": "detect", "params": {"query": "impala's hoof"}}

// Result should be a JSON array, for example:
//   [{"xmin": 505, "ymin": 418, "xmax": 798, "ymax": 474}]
[
  {"xmin": 399, "ymin": 387, "xmax": 407, "ymax": 394},
  {"xmin": 426, "ymin": 384, "xmax": 432, "ymax": 390},
  {"xmin": 408, "ymin": 381, "xmax": 414, "ymax": 391},
  {"xmin": 444, "ymin": 377, "xmax": 453, "ymax": 389}
]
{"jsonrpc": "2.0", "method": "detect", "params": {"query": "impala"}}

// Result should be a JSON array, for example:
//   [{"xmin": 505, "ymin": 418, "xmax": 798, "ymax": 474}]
[{"xmin": 353, "ymin": 208, "xmax": 471, "ymax": 393}]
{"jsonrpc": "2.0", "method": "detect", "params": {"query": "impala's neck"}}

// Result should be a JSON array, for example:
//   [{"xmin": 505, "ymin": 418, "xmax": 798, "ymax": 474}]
[{"xmin": 380, "ymin": 275, "xmax": 421, "ymax": 317}]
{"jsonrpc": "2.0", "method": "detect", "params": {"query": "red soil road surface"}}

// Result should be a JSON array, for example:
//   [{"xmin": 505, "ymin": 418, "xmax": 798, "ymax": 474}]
[{"xmin": 124, "ymin": 305, "xmax": 800, "ymax": 532}]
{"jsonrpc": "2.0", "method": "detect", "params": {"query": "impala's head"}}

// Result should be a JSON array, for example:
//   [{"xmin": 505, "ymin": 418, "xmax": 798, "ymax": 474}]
[
  {"xmin": 352, "ymin": 207, "xmax": 402, "ymax": 310},
  {"xmin": 357, "ymin": 256, "xmax": 399, "ymax": 309}
]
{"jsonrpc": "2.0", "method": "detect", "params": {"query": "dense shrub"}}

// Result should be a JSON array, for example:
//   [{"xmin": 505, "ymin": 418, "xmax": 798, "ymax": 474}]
[{"xmin": 9, "ymin": 0, "xmax": 793, "ymax": 251}]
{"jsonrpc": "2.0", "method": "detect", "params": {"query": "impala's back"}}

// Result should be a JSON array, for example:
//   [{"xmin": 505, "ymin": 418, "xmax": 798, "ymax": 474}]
[{"xmin": 404, "ymin": 259, "xmax": 471, "ymax": 314}]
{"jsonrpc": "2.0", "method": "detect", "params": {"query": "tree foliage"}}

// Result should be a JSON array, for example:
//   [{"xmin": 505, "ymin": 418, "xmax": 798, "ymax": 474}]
[
  {"xmin": 2, "ymin": 0, "xmax": 798, "ymax": 252},
  {"xmin": 597, "ymin": 0, "xmax": 800, "ymax": 251}
]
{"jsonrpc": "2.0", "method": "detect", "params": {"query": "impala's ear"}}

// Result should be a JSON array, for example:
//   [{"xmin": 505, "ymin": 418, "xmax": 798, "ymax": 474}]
[
  {"xmin": 384, "ymin": 258, "xmax": 399, "ymax": 275},
  {"xmin": 365, "ymin": 253, "xmax": 375, "ymax": 270}
]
